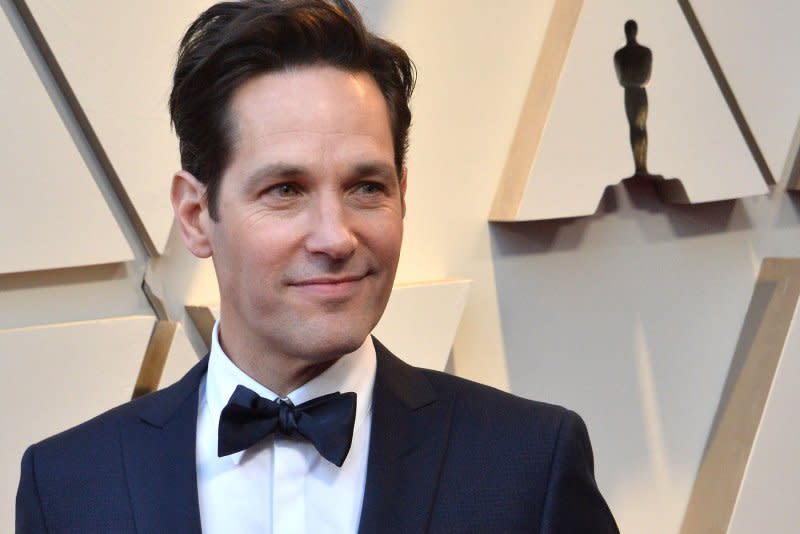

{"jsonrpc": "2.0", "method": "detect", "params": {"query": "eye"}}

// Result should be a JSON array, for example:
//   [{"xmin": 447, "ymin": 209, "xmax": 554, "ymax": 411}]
[
  {"xmin": 265, "ymin": 183, "xmax": 300, "ymax": 197},
  {"xmin": 354, "ymin": 182, "xmax": 384, "ymax": 195}
]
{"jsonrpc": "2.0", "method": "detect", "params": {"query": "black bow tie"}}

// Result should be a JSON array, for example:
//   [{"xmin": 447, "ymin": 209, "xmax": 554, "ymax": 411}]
[{"xmin": 218, "ymin": 385, "xmax": 357, "ymax": 467}]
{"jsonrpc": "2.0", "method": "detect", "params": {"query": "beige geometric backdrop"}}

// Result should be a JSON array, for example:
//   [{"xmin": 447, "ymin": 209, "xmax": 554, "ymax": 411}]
[
  {"xmin": 3, "ymin": 1, "xmax": 800, "ymax": 533},
  {"xmin": 491, "ymin": 0, "xmax": 770, "ymax": 221}
]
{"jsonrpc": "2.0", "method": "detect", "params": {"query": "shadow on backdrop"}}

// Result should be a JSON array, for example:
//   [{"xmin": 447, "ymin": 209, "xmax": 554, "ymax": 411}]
[{"xmin": 489, "ymin": 181, "xmax": 750, "ymax": 257}]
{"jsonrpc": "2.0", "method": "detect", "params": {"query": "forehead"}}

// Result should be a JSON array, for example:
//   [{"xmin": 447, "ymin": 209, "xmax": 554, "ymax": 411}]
[{"xmin": 226, "ymin": 65, "xmax": 394, "ymax": 160}]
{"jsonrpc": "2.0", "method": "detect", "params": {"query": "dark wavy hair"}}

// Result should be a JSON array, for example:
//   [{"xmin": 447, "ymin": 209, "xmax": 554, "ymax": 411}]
[{"xmin": 169, "ymin": 0, "xmax": 415, "ymax": 219}]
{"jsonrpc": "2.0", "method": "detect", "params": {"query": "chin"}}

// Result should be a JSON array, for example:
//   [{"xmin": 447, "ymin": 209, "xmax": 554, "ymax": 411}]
[
  {"xmin": 320, "ymin": 334, "xmax": 369, "ymax": 359},
  {"xmin": 265, "ymin": 307, "xmax": 382, "ymax": 362},
  {"xmin": 286, "ymin": 328, "xmax": 371, "ymax": 362}
]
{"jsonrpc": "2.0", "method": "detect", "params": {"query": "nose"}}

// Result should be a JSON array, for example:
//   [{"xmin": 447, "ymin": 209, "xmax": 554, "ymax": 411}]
[{"xmin": 305, "ymin": 194, "xmax": 358, "ymax": 260}]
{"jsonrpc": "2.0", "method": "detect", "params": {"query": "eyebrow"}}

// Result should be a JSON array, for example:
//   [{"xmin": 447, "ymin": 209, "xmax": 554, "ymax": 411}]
[
  {"xmin": 245, "ymin": 163, "xmax": 306, "ymax": 184},
  {"xmin": 352, "ymin": 162, "xmax": 397, "ymax": 181},
  {"xmin": 244, "ymin": 160, "xmax": 398, "ymax": 186}
]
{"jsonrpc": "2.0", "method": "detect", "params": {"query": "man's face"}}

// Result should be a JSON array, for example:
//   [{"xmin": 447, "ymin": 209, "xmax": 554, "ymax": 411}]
[{"xmin": 202, "ymin": 65, "xmax": 405, "ymax": 364}]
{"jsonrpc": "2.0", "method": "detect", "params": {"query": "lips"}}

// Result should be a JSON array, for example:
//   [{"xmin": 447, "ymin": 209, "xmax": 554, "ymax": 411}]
[
  {"xmin": 289, "ymin": 273, "xmax": 369, "ymax": 299},
  {"xmin": 294, "ymin": 274, "xmax": 366, "ymax": 285}
]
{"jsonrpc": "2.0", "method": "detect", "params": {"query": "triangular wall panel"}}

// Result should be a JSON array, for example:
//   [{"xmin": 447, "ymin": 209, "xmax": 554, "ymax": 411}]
[
  {"xmin": 373, "ymin": 279, "xmax": 470, "ymax": 371},
  {"xmin": 680, "ymin": 259, "xmax": 800, "ymax": 533},
  {"xmin": 24, "ymin": 0, "xmax": 211, "ymax": 252},
  {"xmin": 161, "ymin": 323, "xmax": 202, "ymax": 388},
  {"xmin": 0, "ymin": 8, "xmax": 131, "ymax": 274},
  {"xmin": 0, "ymin": 317, "xmax": 155, "ymax": 528},
  {"xmin": 692, "ymin": 0, "xmax": 800, "ymax": 185},
  {"xmin": 491, "ymin": 0, "xmax": 767, "ymax": 221},
  {"xmin": 727, "ymin": 297, "xmax": 800, "ymax": 532}
]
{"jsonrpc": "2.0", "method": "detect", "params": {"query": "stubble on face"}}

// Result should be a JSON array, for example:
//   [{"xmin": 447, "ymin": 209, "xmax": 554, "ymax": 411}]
[{"xmin": 206, "ymin": 65, "xmax": 405, "ymax": 394}]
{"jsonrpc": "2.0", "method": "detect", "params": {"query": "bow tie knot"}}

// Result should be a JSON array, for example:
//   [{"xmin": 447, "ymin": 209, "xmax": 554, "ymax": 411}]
[
  {"xmin": 218, "ymin": 385, "xmax": 357, "ymax": 467},
  {"xmin": 277, "ymin": 399, "xmax": 298, "ymax": 436}
]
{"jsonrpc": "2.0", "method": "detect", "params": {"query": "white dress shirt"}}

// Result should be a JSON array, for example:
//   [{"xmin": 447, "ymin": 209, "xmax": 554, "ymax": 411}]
[{"xmin": 197, "ymin": 321, "xmax": 376, "ymax": 534}]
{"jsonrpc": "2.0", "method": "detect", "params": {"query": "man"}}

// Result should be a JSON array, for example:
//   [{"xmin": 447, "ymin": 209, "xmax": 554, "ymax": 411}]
[{"xmin": 16, "ymin": 1, "xmax": 618, "ymax": 532}]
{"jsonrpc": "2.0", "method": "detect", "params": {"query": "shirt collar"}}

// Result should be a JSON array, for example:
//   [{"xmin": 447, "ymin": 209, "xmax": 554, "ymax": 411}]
[{"xmin": 205, "ymin": 320, "xmax": 376, "ymax": 464}]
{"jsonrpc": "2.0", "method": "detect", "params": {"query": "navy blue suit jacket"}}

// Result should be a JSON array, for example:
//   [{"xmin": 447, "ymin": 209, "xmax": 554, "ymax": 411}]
[{"xmin": 17, "ymin": 339, "xmax": 618, "ymax": 533}]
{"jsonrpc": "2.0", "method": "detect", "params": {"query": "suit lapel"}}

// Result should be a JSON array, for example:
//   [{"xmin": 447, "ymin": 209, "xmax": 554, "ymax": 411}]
[
  {"xmin": 358, "ymin": 339, "xmax": 454, "ymax": 534},
  {"xmin": 122, "ymin": 356, "xmax": 209, "ymax": 533},
  {"xmin": 117, "ymin": 343, "xmax": 452, "ymax": 532}
]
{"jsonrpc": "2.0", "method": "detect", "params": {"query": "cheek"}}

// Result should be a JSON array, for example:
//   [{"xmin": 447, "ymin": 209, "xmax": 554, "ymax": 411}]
[
  {"xmin": 214, "ymin": 226, "xmax": 283, "ymax": 284},
  {"xmin": 367, "ymin": 217, "xmax": 403, "ymax": 264},
  {"xmin": 242, "ymin": 233, "xmax": 291, "ymax": 275}
]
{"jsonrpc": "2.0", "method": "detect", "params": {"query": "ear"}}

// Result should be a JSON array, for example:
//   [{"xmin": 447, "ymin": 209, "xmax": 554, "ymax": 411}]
[
  {"xmin": 171, "ymin": 170, "xmax": 213, "ymax": 258},
  {"xmin": 399, "ymin": 165, "xmax": 408, "ymax": 218}
]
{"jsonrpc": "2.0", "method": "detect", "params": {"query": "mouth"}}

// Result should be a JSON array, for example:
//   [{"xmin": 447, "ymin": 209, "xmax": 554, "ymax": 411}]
[{"xmin": 289, "ymin": 273, "xmax": 370, "ymax": 299}]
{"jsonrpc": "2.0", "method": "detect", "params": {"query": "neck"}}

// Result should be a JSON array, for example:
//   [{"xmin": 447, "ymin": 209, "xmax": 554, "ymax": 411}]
[{"xmin": 216, "ymin": 327, "xmax": 339, "ymax": 397}]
